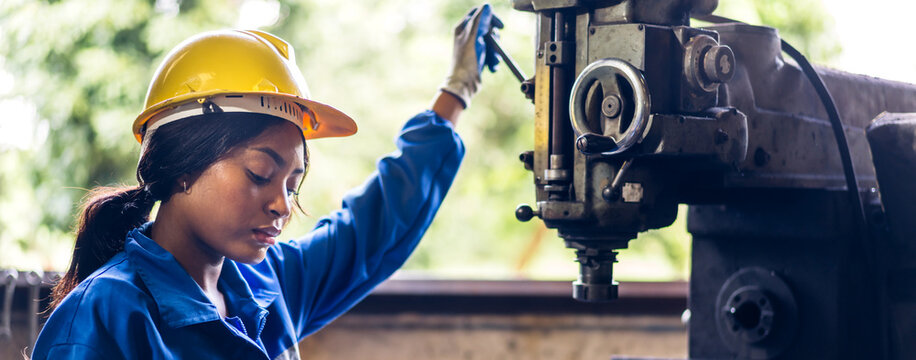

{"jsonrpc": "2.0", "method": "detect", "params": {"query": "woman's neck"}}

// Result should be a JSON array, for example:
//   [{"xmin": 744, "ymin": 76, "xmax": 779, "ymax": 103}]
[{"xmin": 149, "ymin": 206, "xmax": 224, "ymax": 295}]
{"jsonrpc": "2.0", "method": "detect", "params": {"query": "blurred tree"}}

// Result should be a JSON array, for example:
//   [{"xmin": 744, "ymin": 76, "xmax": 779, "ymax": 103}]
[
  {"xmin": 0, "ymin": 0, "xmax": 839, "ymax": 281},
  {"xmin": 716, "ymin": 0, "xmax": 841, "ymax": 62},
  {"xmin": 0, "ymin": 0, "xmax": 246, "ymax": 270}
]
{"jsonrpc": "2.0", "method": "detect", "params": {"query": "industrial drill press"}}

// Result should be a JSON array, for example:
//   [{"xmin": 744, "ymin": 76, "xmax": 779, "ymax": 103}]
[{"xmin": 509, "ymin": 0, "xmax": 916, "ymax": 358}]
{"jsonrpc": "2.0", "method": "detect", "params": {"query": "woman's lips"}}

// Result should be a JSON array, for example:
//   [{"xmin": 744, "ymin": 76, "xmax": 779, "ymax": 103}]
[{"xmin": 252, "ymin": 228, "xmax": 279, "ymax": 246}]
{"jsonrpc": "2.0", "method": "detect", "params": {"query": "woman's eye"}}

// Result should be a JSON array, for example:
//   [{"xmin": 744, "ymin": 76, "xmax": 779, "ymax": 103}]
[
  {"xmin": 286, "ymin": 188, "xmax": 299, "ymax": 197},
  {"xmin": 247, "ymin": 170, "xmax": 270, "ymax": 185}
]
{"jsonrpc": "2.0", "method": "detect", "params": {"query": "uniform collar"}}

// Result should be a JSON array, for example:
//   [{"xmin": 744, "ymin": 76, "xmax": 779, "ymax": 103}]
[{"xmin": 125, "ymin": 222, "xmax": 279, "ymax": 329}]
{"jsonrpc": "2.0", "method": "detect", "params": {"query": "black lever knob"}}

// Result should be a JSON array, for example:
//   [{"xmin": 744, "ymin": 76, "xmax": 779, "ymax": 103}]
[
  {"xmin": 518, "ymin": 151, "xmax": 534, "ymax": 171},
  {"xmin": 515, "ymin": 204, "xmax": 539, "ymax": 222},
  {"xmin": 576, "ymin": 133, "xmax": 618, "ymax": 154}
]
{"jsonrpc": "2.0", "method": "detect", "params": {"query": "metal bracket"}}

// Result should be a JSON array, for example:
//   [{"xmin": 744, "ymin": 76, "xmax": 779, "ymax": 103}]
[
  {"xmin": 537, "ymin": 200, "xmax": 586, "ymax": 220},
  {"xmin": 545, "ymin": 41, "xmax": 573, "ymax": 66}
]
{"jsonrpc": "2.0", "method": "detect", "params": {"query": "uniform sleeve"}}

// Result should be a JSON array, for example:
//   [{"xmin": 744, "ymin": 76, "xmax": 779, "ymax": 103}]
[
  {"xmin": 30, "ymin": 271, "xmax": 162, "ymax": 360},
  {"xmin": 267, "ymin": 110, "xmax": 465, "ymax": 339}
]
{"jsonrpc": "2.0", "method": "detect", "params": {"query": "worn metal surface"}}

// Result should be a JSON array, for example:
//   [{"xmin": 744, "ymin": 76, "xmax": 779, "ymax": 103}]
[
  {"xmin": 511, "ymin": 0, "xmax": 916, "ymax": 358},
  {"xmin": 532, "ymin": 13, "xmax": 553, "ymax": 202},
  {"xmin": 709, "ymin": 22, "xmax": 916, "ymax": 189},
  {"xmin": 687, "ymin": 190, "xmax": 867, "ymax": 359},
  {"xmin": 866, "ymin": 113, "xmax": 916, "ymax": 359}
]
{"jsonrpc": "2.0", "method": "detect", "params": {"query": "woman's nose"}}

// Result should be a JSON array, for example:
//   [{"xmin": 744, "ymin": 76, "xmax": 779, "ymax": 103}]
[{"xmin": 267, "ymin": 190, "xmax": 292, "ymax": 219}]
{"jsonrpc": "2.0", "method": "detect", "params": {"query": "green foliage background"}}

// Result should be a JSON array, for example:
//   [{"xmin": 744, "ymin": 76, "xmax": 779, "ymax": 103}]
[{"xmin": 0, "ymin": 0, "xmax": 837, "ymax": 280}]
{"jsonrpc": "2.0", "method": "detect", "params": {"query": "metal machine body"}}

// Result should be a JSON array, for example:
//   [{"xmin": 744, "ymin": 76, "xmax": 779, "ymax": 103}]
[{"xmin": 509, "ymin": 0, "xmax": 916, "ymax": 358}]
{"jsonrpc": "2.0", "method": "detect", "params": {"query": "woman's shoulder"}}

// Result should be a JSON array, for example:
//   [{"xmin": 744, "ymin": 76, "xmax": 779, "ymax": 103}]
[
  {"xmin": 34, "ymin": 253, "xmax": 159, "ymax": 358},
  {"xmin": 75, "ymin": 252, "xmax": 152, "ymax": 298},
  {"xmin": 49, "ymin": 252, "xmax": 157, "ymax": 324}
]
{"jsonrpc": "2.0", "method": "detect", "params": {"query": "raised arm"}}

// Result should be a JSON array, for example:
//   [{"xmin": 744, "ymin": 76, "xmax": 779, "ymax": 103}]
[
  {"xmin": 254, "ymin": 4, "xmax": 503, "ymax": 339},
  {"xmin": 268, "ymin": 110, "xmax": 463, "ymax": 337},
  {"xmin": 431, "ymin": 90, "xmax": 466, "ymax": 125}
]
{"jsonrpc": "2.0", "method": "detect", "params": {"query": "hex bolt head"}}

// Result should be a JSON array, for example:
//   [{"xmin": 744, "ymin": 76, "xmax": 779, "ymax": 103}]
[
  {"xmin": 601, "ymin": 95, "xmax": 622, "ymax": 118},
  {"xmin": 703, "ymin": 45, "xmax": 736, "ymax": 84}
]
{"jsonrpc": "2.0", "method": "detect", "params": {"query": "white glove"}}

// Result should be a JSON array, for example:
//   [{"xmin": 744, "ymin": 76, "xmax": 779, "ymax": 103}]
[{"xmin": 439, "ymin": 4, "xmax": 503, "ymax": 108}]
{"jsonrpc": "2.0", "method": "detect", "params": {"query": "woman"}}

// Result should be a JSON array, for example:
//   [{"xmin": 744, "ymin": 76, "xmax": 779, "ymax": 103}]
[{"xmin": 30, "ymin": 4, "xmax": 501, "ymax": 359}]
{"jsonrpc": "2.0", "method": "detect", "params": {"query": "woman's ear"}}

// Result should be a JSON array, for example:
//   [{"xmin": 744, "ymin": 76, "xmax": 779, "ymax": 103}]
[{"xmin": 175, "ymin": 174, "xmax": 193, "ymax": 195}]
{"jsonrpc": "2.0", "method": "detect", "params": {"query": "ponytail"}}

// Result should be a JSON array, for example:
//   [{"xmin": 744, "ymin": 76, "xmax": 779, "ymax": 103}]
[{"xmin": 48, "ymin": 186, "xmax": 155, "ymax": 311}]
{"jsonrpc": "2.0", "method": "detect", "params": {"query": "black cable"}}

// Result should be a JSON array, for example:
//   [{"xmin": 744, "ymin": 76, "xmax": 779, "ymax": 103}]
[
  {"xmin": 694, "ymin": 13, "xmax": 882, "ymax": 356},
  {"xmin": 694, "ymin": 14, "xmax": 869, "ymax": 245},
  {"xmin": 780, "ymin": 39, "xmax": 885, "ymax": 358},
  {"xmin": 778, "ymin": 41, "xmax": 868, "ymax": 242}
]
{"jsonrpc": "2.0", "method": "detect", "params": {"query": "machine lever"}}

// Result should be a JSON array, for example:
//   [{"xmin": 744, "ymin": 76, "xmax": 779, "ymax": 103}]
[
  {"xmin": 26, "ymin": 271, "xmax": 42, "ymax": 346},
  {"xmin": 515, "ymin": 204, "xmax": 540, "ymax": 222},
  {"xmin": 484, "ymin": 33, "xmax": 527, "ymax": 84},
  {"xmin": 576, "ymin": 133, "xmax": 618, "ymax": 154}
]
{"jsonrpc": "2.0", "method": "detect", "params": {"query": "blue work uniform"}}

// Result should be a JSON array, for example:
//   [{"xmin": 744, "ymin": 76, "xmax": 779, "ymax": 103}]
[{"xmin": 31, "ymin": 111, "xmax": 464, "ymax": 359}]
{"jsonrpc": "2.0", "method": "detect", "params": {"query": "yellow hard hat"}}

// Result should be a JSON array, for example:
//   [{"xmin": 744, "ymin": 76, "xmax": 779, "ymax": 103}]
[{"xmin": 133, "ymin": 29, "xmax": 357, "ymax": 143}]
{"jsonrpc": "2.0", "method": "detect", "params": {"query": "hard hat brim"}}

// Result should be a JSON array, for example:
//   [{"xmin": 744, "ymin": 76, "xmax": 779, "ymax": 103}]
[{"xmin": 133, "ymin": 90, "xmax": 358, "ymax": 143}]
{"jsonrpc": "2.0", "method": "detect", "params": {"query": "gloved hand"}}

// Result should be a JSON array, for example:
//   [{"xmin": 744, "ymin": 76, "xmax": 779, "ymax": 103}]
[{"xmin": 440, "ymin": 4, "xmax": 503, "ymax": 108}]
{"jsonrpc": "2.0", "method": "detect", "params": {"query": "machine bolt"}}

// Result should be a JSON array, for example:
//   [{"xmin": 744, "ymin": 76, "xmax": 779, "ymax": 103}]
[
  {"xmin": 715, "ymin": 128, "xmax": 729, "ymax": 144},
  {"xmin": 601, "ymin": 95, "xmax": 622, "ymax": 118},
  {"xmin": 703, "ymin": 45, "xmax": 736, "ymax": 84}
]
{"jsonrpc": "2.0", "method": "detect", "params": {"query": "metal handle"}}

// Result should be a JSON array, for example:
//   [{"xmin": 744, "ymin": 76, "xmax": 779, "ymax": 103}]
[
  {"xmin": 515, "ymin": 204, "xmax": 540, "ymax": 222},
  {"xmin": 26, "ymin": 271, "xmax": 43, "ymax": 346},
  {"xmin": 569, "ymin": 58, "xmax": 651, "ymax": 155},
  {"xmin": 0, "ymin": 269, "xmax": 18, "ymax": 342},
  {"xmin": 484, "ymin": 33, "xmax": 527, "ymax": 84}
]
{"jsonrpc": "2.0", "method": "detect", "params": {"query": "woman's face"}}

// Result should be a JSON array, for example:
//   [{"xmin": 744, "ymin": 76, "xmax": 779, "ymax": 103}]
[{"xmin": 176, "ymin": 122, "xmax": 305, "ymax": 264}]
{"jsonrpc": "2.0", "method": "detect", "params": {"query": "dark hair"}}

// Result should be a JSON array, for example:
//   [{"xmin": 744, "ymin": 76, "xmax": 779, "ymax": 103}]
[{"xmin": 48, "ymin": 112, "xmax": 307, "ymax": 311}]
